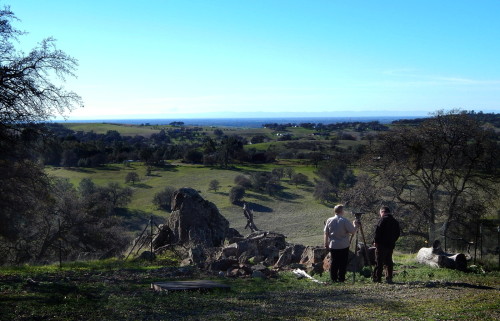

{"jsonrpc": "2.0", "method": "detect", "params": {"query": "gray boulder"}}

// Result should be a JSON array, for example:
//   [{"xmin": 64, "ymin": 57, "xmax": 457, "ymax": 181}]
[{"xmin": 167, "ymin": 188, "xmax": 240, "ymax": 247}]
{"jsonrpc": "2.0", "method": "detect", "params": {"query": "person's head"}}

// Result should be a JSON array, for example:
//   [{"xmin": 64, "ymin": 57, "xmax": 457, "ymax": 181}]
[
  {"xmin": 379, "ymin": 206, "xmax": 391, "ymax": 217},
  {"xmin": 334, "ymin": 204, "xmax": 344, "ymax": 216}
]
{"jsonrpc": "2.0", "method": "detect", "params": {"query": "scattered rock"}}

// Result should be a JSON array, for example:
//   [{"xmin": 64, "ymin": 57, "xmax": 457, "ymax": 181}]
[{"xmin": 134, "ymin": 188, "xmax": 372, "ymax": 279}]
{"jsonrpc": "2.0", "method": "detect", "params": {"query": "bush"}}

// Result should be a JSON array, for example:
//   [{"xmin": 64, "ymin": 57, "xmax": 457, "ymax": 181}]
[
  {"xmin": 125, "ymin": 172, "xmax": 140, "ymax": 184},
  {"xmin": 234, "ymin": 175, "xmax": 252, "ymax": 188},
  {"xmin": 208, "ymin": 179, "xmax": 220, "ymax": 192},
  {"xmin": 290, "ymin": 173, "xmax": 309, "ymax": 186},
  {"xmin": 183, "ymin": 149, "xmax": 203, "ymax": 163},
  {"xmin": 153, "ymin": 186, "xmax": 176, "ymax": 211},
  {"xmin": 229, "ymin": 186, "xmax": 245, "ymax": 204}
]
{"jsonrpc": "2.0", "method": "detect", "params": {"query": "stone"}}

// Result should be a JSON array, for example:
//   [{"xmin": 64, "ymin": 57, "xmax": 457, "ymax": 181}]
[
  {"xmin": 188, "ymin": 245, "xmax": 206, "ymax": 265},
  {"xmin": 208, "ymin": 258, "xmax": 238, "ymax": 272},
  {"xmin": 291, "ymin": 244, "xmax": 306, "ymax": 263},
  {"xmin": 251, "ymin": 263, "xmax": 268, "ymax": 272},
  {"xmin": 274, "ymin": 246, "xmax": 293, "ymax": 268},
  {"xmin": 305, "ymin": 262, "xmax": 323, "ymax": 276},
  {"xmin": 221, "ymin": 243, "xmax": 239, "ymax": 257},
  {"xmin": 251, "ymin": 270, "xmax": 266, "ymax": 279},
  {"xmin": 152, "ymin": 224, "xmax": 174, "ymax": 250},
  {"xmin": 300, "ymin": 246, "xmax": 328, "ymax": 265},
  {"xmin": 137, "ymin": 251, "xmax": 156, "ymax": 261},
  {"xmin": 167, "ymin": 188, "xmax": 232, "ymax": 247},
  {"xmin": 180, "ymin": 258, "xmax": 192, "ymax": 267}
]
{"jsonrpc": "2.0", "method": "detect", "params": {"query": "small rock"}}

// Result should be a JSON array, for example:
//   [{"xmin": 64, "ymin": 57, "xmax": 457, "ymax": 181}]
[{"xmin": 252, "ymin": 270, "xmax": 266, "ymax": 279}]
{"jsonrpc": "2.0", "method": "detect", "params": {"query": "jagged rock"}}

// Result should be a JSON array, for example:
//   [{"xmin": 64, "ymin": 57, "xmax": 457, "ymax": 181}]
[
  {"xmin": 305, "ymin": 262, "xmax": 324, "ymax": 276},
  {"xmin": 209, "ymin": 258, "xmax": 239, "ymax": 272},
  {"xmin": 137, "ymin": 251, "xmax": 156, "ymax": 261},
  {"xmin": 251, "ymin": 263, "xmax": 268, "ymax": 272},
  {"xmin": 291, "ymin": 244, "xmax": 306, "ymax": 263},
  {"xmin": 227, "ymin": 268, "xmax": 246, "ymax": 277},
  {"xmin": 180, "ymin": 258, "xmax": 193, "ymax": 267},
  {"xmin": 221, "ymin": 243, "xmax": 239, "ymax": 257},
  {"xmin": 238, "ymin": 252, "xmax": 249, "ymax": 264},
  {"xmin": 152, "ymin": 224, "xmax": 174, "ymax": 250},
  {"xmin": 300, "ymin": 246, "xmax": 328, "ymax": 265},
  {"xmin": 188, "ymin": 245, "xmax": 206, "ymax": 265},
  {"xmin": 252, "ymin": 270, "xmax": 266, "ymax": 279},
  {"xmin": 275, "ymin": 246, "xmax": 293, "ymax": 268},
  {"xmin": 167, "ymin": 188, "xmax": 240, "ymax": 247},
  {"xmin": 250, "ymin": 255, "xmax": 264, "ymax": 264},
  {"xmin": 135, "ymin": 188, "xmax": 335, "ymax": 276}
]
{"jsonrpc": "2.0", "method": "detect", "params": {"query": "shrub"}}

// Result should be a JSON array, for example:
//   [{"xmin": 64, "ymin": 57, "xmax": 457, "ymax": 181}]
[
  {"xmin": 125, "ymin": 172, "xmax": 140, "ymax": 184},
  {"xmin": 209, "ymin": 179, "xmax": 220, "ymax": 192},
  {"xmin": 234, "ymin": 175, "xmax": 252, "ymax": 188},
  {"xmin": 229, "ymin": 186, "xmax": 245, "ymax": 204},
  {"xmin": 153, "ymin": 186, "xmax": 176, "ymax": 211},
  {"xmin": 290, "ymin": 173, "xmax": 309, "ymax": 186}
]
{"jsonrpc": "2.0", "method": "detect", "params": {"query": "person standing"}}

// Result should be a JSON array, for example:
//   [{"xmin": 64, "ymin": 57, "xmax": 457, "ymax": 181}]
[
  {"xmin": 324, "ymin": 204, "xmax": 357, "ymax": 283},
  {"xmin": 372, "ymin": 206, "xmax": 400, "ymax": 283}
]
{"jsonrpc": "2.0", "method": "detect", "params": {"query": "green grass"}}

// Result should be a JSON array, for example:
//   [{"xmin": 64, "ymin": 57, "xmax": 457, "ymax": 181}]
[
  {"xmin": 47, "ymin": 162, "xmax": 330, "ymax": 245},
  {"xmin": 1, "ymin": 258, "xmax": 498, "ymax": 321},
  {"xmin": 63, "ymin": 123, "xmax": 162, "ymax": 137}
]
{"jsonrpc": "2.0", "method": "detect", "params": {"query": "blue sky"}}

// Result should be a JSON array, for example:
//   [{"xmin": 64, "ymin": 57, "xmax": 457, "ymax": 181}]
[{"xmin": 10, "ymin": 0, "xmax": 500, "ymax": 119}]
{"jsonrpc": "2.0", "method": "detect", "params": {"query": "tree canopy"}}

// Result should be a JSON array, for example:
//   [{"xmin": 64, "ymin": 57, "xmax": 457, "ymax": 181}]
[{"xmin": 359, "ymin": 110, "xmax": 500, "ymax": 241}]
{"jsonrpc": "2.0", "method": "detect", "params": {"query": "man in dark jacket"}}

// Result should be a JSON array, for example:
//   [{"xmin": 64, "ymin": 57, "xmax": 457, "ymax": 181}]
[{"xmin": 372, "ymin": 206, "xmax": 400, "ymax": 283}]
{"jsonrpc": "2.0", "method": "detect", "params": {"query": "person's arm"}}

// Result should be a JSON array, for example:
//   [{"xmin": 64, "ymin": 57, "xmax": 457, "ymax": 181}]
[
  {"xmin": 324, "ymin": 231, "xmax": 329, "ymax": 249},
  {"xmin": 373, "ymin": 219, "xmax": 382, "ymax": 246},
  {"xmin": 346, "ymin": 219, "xmax": 357, "ymax": 234}
]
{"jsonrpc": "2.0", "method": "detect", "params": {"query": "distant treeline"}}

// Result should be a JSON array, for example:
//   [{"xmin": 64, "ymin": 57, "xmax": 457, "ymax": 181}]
[
  {"xmin": 262, "ymin": 121, "xmax": 389, "ymax": 132},
  {"xmin": 391, "ymin": 111, "xmax": 500, "ymax": 127},
  {"xmin": 40, "ymin": 123, "xmax": 276, "ymax": 168}
]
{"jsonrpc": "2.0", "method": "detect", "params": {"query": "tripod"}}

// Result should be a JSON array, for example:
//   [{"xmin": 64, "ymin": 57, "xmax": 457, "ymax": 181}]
[{"xmin": 351, "ymin": 213, "xmax": 372, "ymax": 283}]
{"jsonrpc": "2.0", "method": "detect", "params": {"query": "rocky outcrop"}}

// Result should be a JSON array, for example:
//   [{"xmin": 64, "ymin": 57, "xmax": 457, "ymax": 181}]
[
  {"xmin": 151, "ymin": 188, "xmax": 241, "ymax": 250},
  {"xmin": 147, "ymin": 188, "xmax": 370, "ymax": 279}
]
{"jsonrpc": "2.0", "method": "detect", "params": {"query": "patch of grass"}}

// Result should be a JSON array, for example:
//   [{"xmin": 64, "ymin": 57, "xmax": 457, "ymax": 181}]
[
  {"xmin": 63, "ymin": 123, "xmax": 162, "ymax": 137},
  {"xmin": 47, "ymin": 162, "xmax": 330, "ymax": 246},
  {"xmin": 1, "ymin": 260, "xmax": 498, "ymax": 321}
]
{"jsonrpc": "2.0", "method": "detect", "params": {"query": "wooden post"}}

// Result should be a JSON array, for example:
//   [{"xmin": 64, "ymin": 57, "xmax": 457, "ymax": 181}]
[
  {"xmin": 473, "ymin": 220, "xmax": 479, "ymax": 265},
  {"xmin": 443, "ymin": 222, "xmax": 448, "ymax": 252},
  {"xmin": 58, "ymin": 218, "xmax": 62, "ymax": 269},
  {"xmin": 150, "ymin": 216, "xmax": 154, "ymax": 261},
  {"xmin": 480, "ymin": 223, "xmax": 483, "ymax": 261}
]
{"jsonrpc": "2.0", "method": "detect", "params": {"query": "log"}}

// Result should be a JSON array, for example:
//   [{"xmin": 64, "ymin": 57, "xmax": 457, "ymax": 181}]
[{"xmin": 416, "ymin": 240, "xmax": 467, "ymax": 271}]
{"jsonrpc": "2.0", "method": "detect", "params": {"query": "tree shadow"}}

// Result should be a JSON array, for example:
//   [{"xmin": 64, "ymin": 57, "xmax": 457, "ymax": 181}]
[
  {"xmin": 275, "ymin": 190, "xmax": 303, "ymax": 202},
  {"xmin": 246, "ymin": 201, "xmax": 273, "ymax": 213},
  {"xmin": 297, "ymin": 186, "xmax": 314, "ymax": 193},
  {"xmin": 95, "ymin": 165, "xmax": 121, "ymax": 171},
  {"xmin": 246, "ymin": 193, "xmax": 272, "ymax": 202},
  {"xmin": 65, "ymin": 168, "xmax": 96, "ymax": 173},
  {"xmin": 155, "ymin": 165, "xmax": 179, "ymax": 172},
  {"xmin": 133, "ymin": 183, "xmax": 153, "ymax": 189},
  {"xmin": 114, "ymin": 208, "xmax": 165, "ymax": 231}
]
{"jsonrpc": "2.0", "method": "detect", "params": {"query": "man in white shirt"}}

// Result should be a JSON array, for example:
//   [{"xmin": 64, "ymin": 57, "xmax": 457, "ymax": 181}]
[{"xmin": 324, "ymin": 204, "xmax": 357, "ymax": 282}]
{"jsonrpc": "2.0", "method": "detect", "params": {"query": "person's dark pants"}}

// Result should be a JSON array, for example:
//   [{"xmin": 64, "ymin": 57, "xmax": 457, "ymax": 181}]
[
  {"xmin": 329, "ymin": 247, "xmax": 349, "ymax": 282},
  {"xmin": 372, "ymin": 245, "xmax": 394, "ymax": 282}
]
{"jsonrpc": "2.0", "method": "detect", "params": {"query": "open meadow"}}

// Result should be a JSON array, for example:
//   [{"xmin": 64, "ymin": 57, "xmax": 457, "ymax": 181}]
[{"xmin": 47, "ymin": 161, "xmax": 330, "ymax": 246}]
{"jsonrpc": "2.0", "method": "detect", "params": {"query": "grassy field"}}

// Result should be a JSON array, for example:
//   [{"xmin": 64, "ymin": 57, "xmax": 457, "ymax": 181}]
[
  {"xmin": 0, "ymin": 254, "xmax": 498, "ymax": 320},
  {"xmin": 63, "ymin": 123, "xmax": 163, "ymax": 137},
  {"xmin": 47, "ymin": 162, "xmax": 330, "ymax": 246}
]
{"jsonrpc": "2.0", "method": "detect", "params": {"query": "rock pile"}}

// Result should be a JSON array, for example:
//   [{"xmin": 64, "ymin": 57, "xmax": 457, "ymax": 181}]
[{"xmin": 148, "ymin": 188, "xmax": 369, "ymax": 279}]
